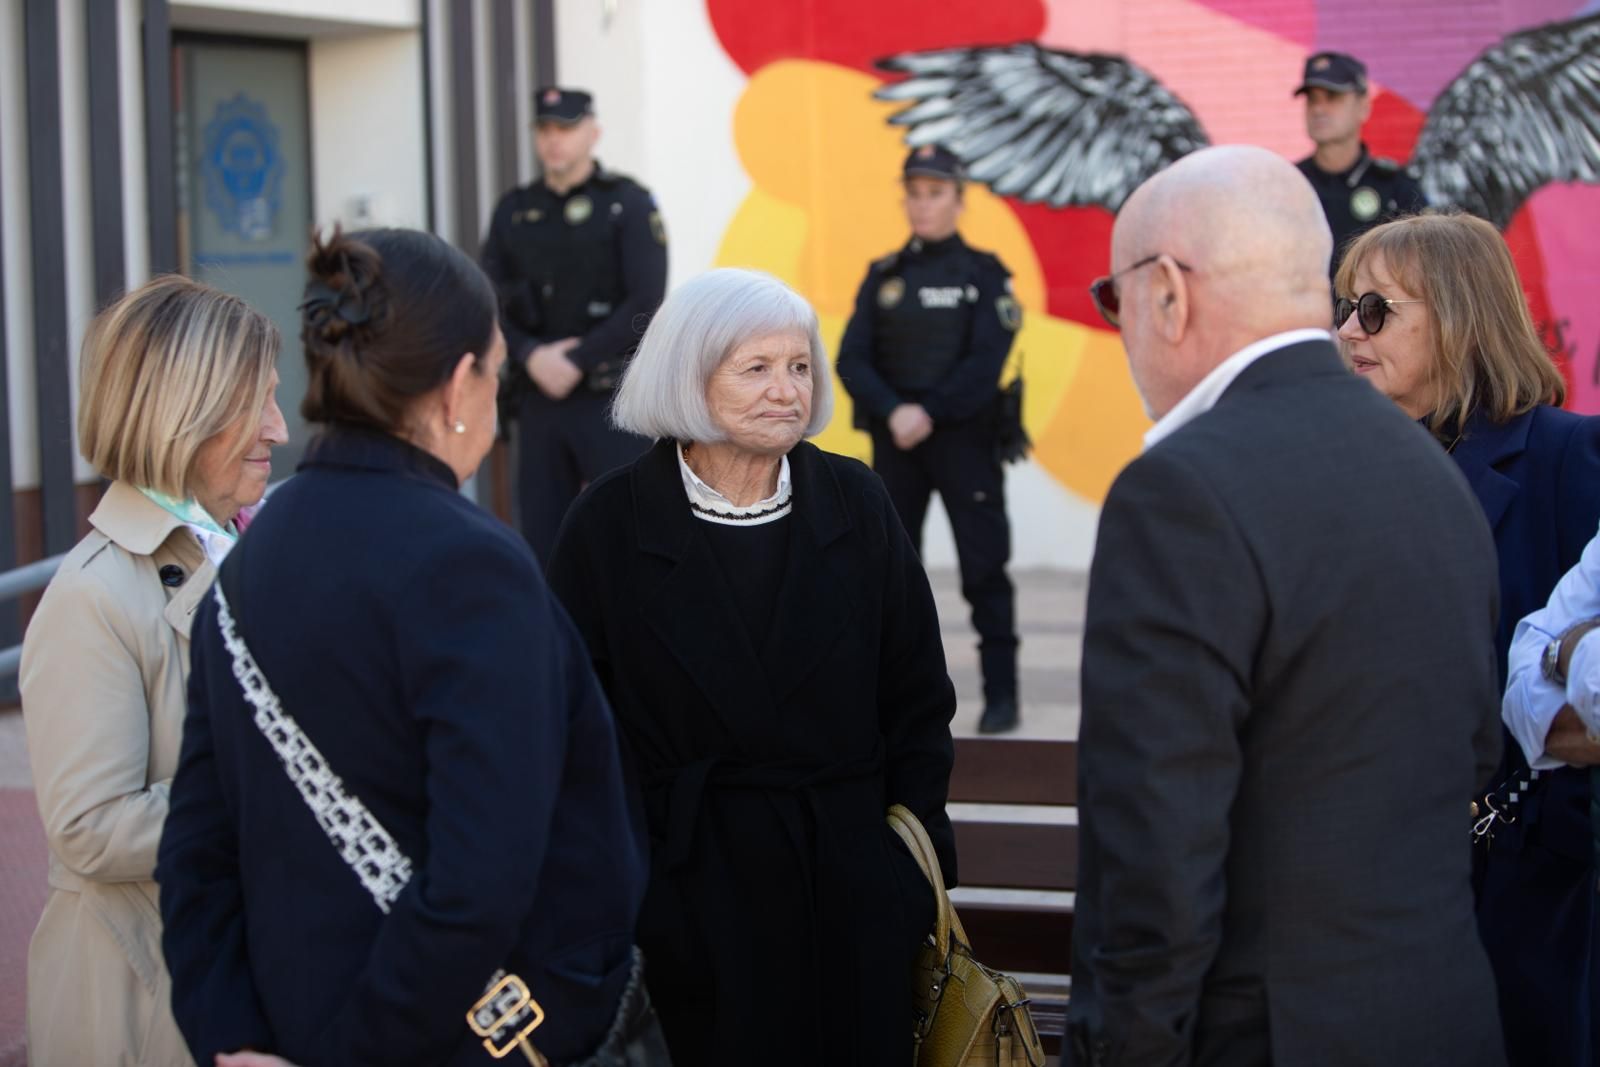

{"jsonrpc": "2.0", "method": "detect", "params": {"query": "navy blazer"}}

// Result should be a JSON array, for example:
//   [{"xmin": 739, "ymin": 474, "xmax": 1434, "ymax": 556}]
[
  {"xmin": 1455, "ymin": 402, "xmax": 1600, "ymax": 1067},
  {"xmin": 1451, "ymin": 403, "xmax": 1600, "ymax": 675},
  {"xmin": 157, "ymin": 427, "xmax": 647, "ymax": 1066}
]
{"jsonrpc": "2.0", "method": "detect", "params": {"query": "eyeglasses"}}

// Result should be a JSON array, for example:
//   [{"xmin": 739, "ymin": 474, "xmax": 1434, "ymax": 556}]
[
  {"xmin": 1088, "ymin": 254, "xmax": 1194, "ymax": 328},
  {"xmin": 1334, "ymin": 292, "xmax": 1424, "ymax": 335}
]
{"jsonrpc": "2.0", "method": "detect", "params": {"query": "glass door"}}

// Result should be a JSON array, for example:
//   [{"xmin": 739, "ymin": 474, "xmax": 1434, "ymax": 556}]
[{"xmin": 175, "ymin": 36, "xmax": 312, "ymax": 475}]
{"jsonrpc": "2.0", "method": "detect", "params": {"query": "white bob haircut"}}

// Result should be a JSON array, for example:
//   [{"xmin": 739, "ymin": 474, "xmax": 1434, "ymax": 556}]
[{"xmin": 612, "ymin": 267, "xmax": 834, "ymax": 442}]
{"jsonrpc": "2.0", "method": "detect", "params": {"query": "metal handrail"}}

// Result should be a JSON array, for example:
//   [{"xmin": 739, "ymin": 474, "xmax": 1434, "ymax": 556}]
[
  {"xmin": 0, "ymin": 555, "xmax": 65, "ymax": 602},
  {"xmin": 0, "ymin": 554, "xmax": 66, "ymax": 682}
]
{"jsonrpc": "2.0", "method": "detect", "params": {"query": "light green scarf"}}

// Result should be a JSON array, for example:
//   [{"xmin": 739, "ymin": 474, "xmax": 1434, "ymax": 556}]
[{"xmin": 137, "ymin": 488, "xmax": 238, "ymax": 542}]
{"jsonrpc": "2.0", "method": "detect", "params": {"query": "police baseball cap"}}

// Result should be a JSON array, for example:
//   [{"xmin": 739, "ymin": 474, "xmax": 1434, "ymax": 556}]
[
  {"xmin": 534, "ymin": 87, "xmax": 593, "ymax": 125},
  {"xmin": 903, "ymin": 144, "xmax": 964, "ymax": 181},
  {"xmin": 1294, "ymin": 52, "xmax": 1368, "ymax": 95}
]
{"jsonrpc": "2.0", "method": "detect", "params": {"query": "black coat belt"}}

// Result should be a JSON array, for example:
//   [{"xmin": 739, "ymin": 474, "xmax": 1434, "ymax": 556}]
[{"xmin": 647, "ymin": 743, "xmax": 886, "ymax": 873}]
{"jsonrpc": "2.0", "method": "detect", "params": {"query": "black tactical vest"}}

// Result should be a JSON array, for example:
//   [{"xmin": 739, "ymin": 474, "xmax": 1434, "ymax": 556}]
[{"xmin": 872, "ymin": 238, "xmax": 984, "ymax": 393}]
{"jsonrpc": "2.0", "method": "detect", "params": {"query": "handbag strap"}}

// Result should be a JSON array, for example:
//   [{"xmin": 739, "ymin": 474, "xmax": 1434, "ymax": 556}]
[
  {"xmin": 213, "ymin": 582, "xmax": 416, "ymax": 912},
  {"xmin": 886, "ymin": 804, "xmax": 970, "ymax": 955}
]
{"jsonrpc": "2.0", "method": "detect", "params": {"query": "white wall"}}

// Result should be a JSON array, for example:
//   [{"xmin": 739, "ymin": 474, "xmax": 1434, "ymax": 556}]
[
  {"xmin": 309, "ymin": 29, "xmax": 429, "ymax": 230},
  {"xmin": 553, "ymin": 0, "xmax": 748, "ymax": 290},
  {"xmin": 174, "ymin": 0, "xmax": 418, "ymax": 31}
]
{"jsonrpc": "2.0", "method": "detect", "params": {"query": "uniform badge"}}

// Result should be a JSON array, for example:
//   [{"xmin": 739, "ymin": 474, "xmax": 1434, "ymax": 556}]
[
  {"xmin": 514, "ymin": 208, "xmax": 543, "ymax": 225},
  {"xmin": 649, "ymin": 210, "xmax": 667, "ymax": 245},
  {"xmin": 878, "ymin": 277, "xmax": 905, "ymax": 309},
  {"xmin": 564, "ymin": 196, "xmax": 593, "ymax": 225},
  {"xmin": 1312, "ymin": 56, "xmax": 1331, "ymax": 71},
  {"xmin": 1350, "ymin": 186, "xmax": 1382, "ymax": 222},
  {"xmin": 996, "ymin": 295, "xmax": 1022, "ymax": 332}
]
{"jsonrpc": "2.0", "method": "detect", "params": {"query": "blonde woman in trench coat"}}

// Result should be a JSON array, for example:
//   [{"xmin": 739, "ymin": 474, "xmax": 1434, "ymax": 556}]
[{"xmin": 20, "ymin": 275, "xmax": 285, "ymax": 1066}]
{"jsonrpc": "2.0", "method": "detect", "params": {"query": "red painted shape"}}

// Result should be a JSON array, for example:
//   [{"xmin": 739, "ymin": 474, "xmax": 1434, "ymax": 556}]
[
  {"xmin": 1364, "ymin": 89, "xmax": 1426, "ymax": 164},
  {"xmin": 707, "ymin": 0, "xmax": 1047, "ymax": 76},
  {"xmin": 1502, "ymin": 209, "xmax": 1567, "ymax": 393},
  {"xmin": 1004, "ymin": 201, "xmax": 1116, "ymax": 326}
]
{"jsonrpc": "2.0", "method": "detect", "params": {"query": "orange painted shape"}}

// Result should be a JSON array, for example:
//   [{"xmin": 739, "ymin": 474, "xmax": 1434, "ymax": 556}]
[{"xmin": 1032, "ymin": 327, "xmax": 1151, "ymax": 503}]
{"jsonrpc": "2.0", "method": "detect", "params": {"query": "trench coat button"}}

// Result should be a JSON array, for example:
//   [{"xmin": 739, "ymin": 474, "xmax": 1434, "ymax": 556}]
[{"xmin": 159, "ymin": 564, "xmax": 186, "ymax": 588}]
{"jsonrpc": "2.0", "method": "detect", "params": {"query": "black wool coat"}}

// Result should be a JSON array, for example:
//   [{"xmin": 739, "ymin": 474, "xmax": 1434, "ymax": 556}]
[{"xmin": 547, "ymin": 438, "xmax": 957, "ymax": 1066}]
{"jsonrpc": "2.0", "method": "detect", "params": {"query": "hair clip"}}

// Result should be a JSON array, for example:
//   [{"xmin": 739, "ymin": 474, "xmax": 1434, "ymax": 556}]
[{"xmin": 299, "ymin": 280, "xmax": 372, "ymax": 327}]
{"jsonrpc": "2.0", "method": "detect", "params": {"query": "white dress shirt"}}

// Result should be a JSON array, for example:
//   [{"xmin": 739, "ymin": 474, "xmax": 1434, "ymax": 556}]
[
  {"xmin": 1143, "ymin": 329, "xmax": 1335, "ymax": 450},
  {"xmin": 1504, "ymin": 523, "xmax": 1600, "ymax": 768},
  {"xmin": 677, "ymin": 444, "xmax": 793, "ymax": 526}
]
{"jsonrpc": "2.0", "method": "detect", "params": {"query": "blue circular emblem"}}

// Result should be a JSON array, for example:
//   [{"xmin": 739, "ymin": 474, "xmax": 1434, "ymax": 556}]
[{"xmin": 202, "ymin": 93, "xmax": 285, "ymax": 242}]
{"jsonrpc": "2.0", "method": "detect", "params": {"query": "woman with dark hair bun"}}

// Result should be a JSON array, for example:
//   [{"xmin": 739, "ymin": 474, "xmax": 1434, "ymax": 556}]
[{"xmin": 156, "ymin": 228, "xmax": 667, "ymax": 1067}]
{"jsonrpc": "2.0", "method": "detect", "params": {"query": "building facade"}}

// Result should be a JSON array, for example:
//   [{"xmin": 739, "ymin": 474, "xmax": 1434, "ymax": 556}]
[{"xmin": 3, "ymin": 0, "xmax": 1598, "ymax": 621}]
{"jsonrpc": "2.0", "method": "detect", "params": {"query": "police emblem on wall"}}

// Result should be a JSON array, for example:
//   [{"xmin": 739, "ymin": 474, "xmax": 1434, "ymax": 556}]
[{"xmin": 201, "ymin": 93, "xmax": 286, "ymax": 242}]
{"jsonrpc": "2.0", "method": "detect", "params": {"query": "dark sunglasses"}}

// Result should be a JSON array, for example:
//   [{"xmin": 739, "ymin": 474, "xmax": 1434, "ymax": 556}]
[
  {"xmin": 1088, "ymin": 254, "xmax": 1194, "ymax": 328},
  {"xmin": 1334, "ymin": 292, "xmax": 1424, "ymax": 335}
]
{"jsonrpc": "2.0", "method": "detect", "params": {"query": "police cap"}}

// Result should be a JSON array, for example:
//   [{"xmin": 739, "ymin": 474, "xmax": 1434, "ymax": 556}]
[
  {"xmin": 534, "ymin": 86, "xmax": 594, "ymax": 125},
  {"xmin": 1293, "ymin": 52, "xmax": 1368, "ymax": 96},
  {"xmin": 902, "ymin": 144, "xmax": 964, "ymax": 182}
]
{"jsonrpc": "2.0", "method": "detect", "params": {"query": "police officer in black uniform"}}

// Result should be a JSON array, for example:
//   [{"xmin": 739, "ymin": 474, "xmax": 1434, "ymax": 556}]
[
  {"xmin": 1294, "ymin": 52, "xmax": 1427, "ymax": 275},
  {"xmin": 837, "ymin": 144, "xmax": 1023, "ymax": 734},
  {"xmin": 482, "ymin": 87, "xmax": 667, "ymax": 561}
]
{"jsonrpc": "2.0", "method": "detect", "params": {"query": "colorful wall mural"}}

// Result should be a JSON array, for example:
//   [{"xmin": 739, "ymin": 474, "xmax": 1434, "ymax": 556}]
[{"xmin": 698, "ymin": 1, "xmax": 1600, "ymax": 531}]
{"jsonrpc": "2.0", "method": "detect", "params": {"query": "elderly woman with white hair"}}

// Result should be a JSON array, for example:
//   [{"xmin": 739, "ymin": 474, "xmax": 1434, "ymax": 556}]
[{"xmin": 546, "ymin": 267, "xmax": 958, "ymax": 1065}]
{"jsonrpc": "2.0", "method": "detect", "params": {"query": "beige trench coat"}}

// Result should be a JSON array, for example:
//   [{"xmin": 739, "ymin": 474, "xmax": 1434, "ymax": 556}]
[{"xmin": 21, "ymin": 481, "xmax": 213, "ymax": 1067}]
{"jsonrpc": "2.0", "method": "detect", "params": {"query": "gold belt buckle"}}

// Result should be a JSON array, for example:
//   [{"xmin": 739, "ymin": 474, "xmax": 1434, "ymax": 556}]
[{"xmin": 467, "ymin": 971, "xmax": 548, "ymax": 1065}]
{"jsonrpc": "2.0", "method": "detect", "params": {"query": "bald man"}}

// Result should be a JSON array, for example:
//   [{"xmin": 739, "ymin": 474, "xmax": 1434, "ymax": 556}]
[{"xmin": 1068, "ymin": 147, "xmax": 1505, "ymax": 1067}]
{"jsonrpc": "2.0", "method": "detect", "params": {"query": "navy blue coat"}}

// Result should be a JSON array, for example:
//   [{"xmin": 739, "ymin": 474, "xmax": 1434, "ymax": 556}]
[
  {"xmin": 157, "ymin": 427, "xmax": 648, "ymax": 1066},
  {"xmin": 1456, "ymin": 403, "xmax": 1600, "ymax": 1067}
]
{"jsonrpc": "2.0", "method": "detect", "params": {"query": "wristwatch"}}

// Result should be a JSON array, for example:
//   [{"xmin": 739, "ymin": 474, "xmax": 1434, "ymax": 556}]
[{"xmin": 1542, "ymin": 619, "xmax": 1600, "ymax": 686}]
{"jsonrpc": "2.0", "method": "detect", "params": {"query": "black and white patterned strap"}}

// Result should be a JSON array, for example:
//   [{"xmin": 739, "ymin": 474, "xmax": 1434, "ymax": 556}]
[
  {"xmin": 213, "ymin": 583, "xmax": 415, "ymax": 913},
  {"xmin": 213, "ymin": 582, "xmax": 548, "ymax": 1061}
]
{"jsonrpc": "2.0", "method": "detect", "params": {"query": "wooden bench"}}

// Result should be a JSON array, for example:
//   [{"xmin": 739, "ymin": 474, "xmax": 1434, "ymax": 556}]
[{"xmin": 947, "ymin": 736, "xmax": 1078, "ymax": 1060}]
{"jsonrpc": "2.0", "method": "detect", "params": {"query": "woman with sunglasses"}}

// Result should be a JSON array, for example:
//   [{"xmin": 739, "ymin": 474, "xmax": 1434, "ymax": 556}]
[{"xmin": 1337, "ymin": 211, "xmax": 1600, "ymax": 1067}]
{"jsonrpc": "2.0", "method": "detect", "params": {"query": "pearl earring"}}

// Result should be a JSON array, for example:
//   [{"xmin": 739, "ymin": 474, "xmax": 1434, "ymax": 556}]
[{"xmin": 453, "ymin": 421, "xmax": 466, "ymax": 434}]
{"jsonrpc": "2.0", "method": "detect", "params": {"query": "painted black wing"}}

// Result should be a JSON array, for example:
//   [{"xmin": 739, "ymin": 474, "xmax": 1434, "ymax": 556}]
[
  {"xmin": 1411, "ymin": 13, "xmax": 1600, "ymax": 228},
  {"xmin": 874, "ymin": 42, "xmax": 1210, "ymax": 212}
]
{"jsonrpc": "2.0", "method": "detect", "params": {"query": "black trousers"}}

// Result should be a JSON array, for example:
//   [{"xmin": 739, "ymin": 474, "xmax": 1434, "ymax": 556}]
[
  {"xmin": 871, "ymin": 418, "xmax": 1018, "ymax": 700},
  {"xmin": 1472, "ymin": 754, "xmax": 1598, "ymax": 1067},
  {"xmin": 517, "ymin": 387, "xmax": 649, "ymax": 563}
]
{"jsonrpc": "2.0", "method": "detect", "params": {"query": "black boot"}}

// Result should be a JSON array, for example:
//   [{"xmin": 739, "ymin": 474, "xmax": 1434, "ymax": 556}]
[{"xmin": 978, "ymin": 698, "xmax": 1019, "ymax": 735}]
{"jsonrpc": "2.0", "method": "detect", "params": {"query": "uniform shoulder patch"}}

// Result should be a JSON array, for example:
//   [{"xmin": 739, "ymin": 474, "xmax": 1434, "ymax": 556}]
[
  {"xmin": 649, "ymin": 210, "xmax": 667, "ymax": 245},
  {"xmin": 996, "ymin": 290, "xmax": 1022, "ymax": 332},
  {"xmin": 872, "ymin": 252, "xmax": 900, "ymax": 272}
]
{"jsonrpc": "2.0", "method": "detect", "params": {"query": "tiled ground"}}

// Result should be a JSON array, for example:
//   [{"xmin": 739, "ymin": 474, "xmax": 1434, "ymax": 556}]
[{"xmin": 0, "ymin": 567, "xmax": 1087, "ymax": 1063}]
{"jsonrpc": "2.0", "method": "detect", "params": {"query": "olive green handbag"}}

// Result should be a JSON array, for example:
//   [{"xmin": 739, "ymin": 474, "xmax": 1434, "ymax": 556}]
[{"xmin": 887, "ymin": 805, "xmax": 1046, "ymax": 1067}]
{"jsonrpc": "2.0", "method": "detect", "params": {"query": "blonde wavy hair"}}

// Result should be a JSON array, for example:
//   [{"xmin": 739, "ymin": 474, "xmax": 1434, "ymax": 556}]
[
  {"xmin": 77, "ymin": 275, "xmax": 280, "ymax": 497},
  {"xmin": 1335, "ymin": 212, "xmax": 1563, "ymax": 434}
]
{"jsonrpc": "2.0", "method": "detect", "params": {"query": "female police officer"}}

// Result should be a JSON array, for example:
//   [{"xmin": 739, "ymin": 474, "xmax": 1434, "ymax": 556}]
[{"xmin": 837, "ymin": 144, "xmax": 1023, "ymax": 734}]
